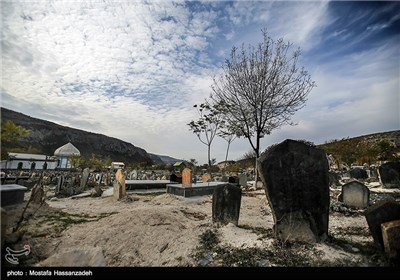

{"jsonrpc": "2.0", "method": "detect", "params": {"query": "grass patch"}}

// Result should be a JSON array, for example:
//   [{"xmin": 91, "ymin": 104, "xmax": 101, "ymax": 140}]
[
  {"xmin": 237, "ymin": 224, "xmax": 274, "ymax": 239},
  {"xmin": 44, "ymin": 211, "xmax": 118, "ymax": 233}
]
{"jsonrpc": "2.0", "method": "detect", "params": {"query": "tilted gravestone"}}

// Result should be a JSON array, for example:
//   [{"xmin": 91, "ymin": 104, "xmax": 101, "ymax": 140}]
[
  {"xmin": 365, "ymin": 199, "xmax": 400, "ymax": 249},
  {"xmin": 381, "ymin": 219, "xmax": 400, "ymax": 259},
  {"xmin": 341, "ymin": 181, "xmax": 369, "ymax": 208},
  {"xmin": 257, "ymin": 139, "xmax": 330, "ymax": 242},
  {"xmin": 212, "ymin": 183, "xmax": 242, "ymax": 226},
  {"xmin": 378, "ymin": 162, "xmax": 400, "ymax": 188},
  {"xmin": 182, "ymin": 168, "xmax": 192, "ymax": 187}
]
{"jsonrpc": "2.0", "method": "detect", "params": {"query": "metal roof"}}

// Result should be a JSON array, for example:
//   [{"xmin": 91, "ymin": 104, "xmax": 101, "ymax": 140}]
[{"xmin": 54, "ymin": 142, "xmax": 81, "ymax": 156}]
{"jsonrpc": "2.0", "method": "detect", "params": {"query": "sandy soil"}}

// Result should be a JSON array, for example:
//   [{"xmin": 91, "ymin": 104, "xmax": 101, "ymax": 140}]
[{"xmin": 1, "ymin": 185, "xmax": 399, "ymax": 267}]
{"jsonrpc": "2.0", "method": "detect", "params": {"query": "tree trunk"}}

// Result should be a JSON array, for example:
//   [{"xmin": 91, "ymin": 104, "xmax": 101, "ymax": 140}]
[
  {"xmin": 208, "ymin": 144, "xmax": 211, "ymax": 174},
  {"xmin": 224, "ymin": 140, "xmax": 231, "ymax": 171}
]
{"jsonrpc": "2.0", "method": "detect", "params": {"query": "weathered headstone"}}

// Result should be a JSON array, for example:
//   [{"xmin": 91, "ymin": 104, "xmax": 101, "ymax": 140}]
[
  {"xmin": 378, "ymin": 162, "xmax": 400, "ymax": 188},
  {"xmin": 365, "ymin": 200, "xmax": 400, "ymax": 249},
  {"xmin": 381, "ymin": 219, "xmax": 400, "ymax": 259},
  {"xmin": 202, "ymin": 173, "xmax": 211, "ymax": 183},
  {"xmin": 238, "ymin": 174, "xmax": 248, "ymax": 187},
  {"xmin": 341, "ymin": 181, "xmax": 369, "ymax": 208},
  {"xmin": 67, "ymin": 176, "xmax": 76, "ymax": 196},
  {"xmin": 212, "ymin": 183, "xmax": 242, "ymax": 226},
  {"xmin": 182, "ymin": 168, "xmax": 192, "ymax": 187},
  {"xmin": 80, "ymin": 168, "xmax": 90, "ymax": 192},
  {"xmin": 257, "ymin": 139, "xmax": 330, "ymax": 242},
  {"xmin": 349, "ymin": 168, "xmax": 368, "ymax": 180},
  {"xmin": 31, "ymin": 185, "xmax": 45, "ymax": 204},
  {"xmin": 115, "ymin": 169, "xmax": 126, "ymax": 197},
  {"xmin": 130, "ymin": 170, "xmax": 138, "ymax": 180},
  {"xmin": 56, "ymin": 175, "xmax": 64, "ymax": 194},
  {"xmin": 113, "ymin": 181, "xmax": 123, "ymax": 201}
]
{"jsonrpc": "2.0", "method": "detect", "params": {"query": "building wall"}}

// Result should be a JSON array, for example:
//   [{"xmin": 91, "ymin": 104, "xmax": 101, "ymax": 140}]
[{"xmin": 0, "ymin": 159, "xmax": 58, "ymax": 170}]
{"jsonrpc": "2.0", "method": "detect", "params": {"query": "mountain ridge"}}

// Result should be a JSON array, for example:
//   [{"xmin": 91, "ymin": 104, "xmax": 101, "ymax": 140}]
[{"xmin": 1, "ymin": 107, "xmax": 154, "ymax": 164}]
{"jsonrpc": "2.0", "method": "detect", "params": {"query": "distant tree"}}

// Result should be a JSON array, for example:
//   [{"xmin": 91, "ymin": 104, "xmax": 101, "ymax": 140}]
[
  {"xmin": 1, "ymin": 120, "xmax": 29, "ymax": 160},
  {"xmin": 377, "ymin": 140, "xmax": 397, "ymax": 161},
  {"xmin": 69, "ymin": 154, "xmax": 84, "ymax": 169},
  {"xmin": 188, "ymin": 100, "xmax": 224, "ymax": 173},
  {"xmin": 210, "ymin": 29, "xmax": 315, "ymax": 180}
]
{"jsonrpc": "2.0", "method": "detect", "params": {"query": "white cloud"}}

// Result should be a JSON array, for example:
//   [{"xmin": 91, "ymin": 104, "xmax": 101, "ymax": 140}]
[{"xmin": 1, "ymin": 1, "xmax": 398, "ymax": 165}]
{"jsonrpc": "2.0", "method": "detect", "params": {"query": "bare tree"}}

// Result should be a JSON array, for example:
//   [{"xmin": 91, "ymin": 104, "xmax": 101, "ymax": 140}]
[
  {"xmin": 187, "ymin": 100, "xmax": 224, "ymax": 173},
  {"xmin": 211, "ymin": 29, "xmax": 316, "ymax": 179}
]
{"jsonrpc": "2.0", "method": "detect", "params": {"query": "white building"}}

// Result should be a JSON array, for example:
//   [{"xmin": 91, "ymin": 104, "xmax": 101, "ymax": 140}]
[
  {"xmin": 54, "ymin": 142, "xmax": 81, "ymax": 169},
  {"xmin": 0, "ymin": 153, "xmax": 58, "ymax": 170}
]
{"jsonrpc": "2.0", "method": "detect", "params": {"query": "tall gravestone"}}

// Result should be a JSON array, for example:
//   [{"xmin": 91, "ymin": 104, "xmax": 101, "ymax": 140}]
[
  {"xmin": 257, "ymin": 139, "xmax": 330, "ymax": 242},
  {"xmin": 113, "ymin": 169, "xmax": 126, "ymax": 200},
  {"xmin": 79, "ymin": 168, "xmax": 90, "ymax": 192},
  {"xmin": 182, "ymin": 168, "xmax": 192, "ymax": 187}
]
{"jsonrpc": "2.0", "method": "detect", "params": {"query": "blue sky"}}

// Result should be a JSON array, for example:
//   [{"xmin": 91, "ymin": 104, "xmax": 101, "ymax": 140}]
[{"xmin": 1, "ymin": 1, "xmax": 399, "ymax": 165}]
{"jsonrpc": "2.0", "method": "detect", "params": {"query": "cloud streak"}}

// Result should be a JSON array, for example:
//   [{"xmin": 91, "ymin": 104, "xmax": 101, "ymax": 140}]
[{"xmin": 1, "ymin": 1, "xmax": 399, "ymax": 164}]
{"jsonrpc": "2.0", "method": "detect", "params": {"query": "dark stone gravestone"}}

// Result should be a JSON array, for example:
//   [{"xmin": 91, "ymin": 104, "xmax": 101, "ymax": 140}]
[
  {"xmin": 228, "ymin": 176, "xmax": 239, "ymax": 184},
  {"xmin": 341, "ymin": 181, "xmax": 369, "ymax": 208},
  {"xmin": 365, "ymin": 199, "xmax": 400, "ymax": 249},
  {"xmin": 349, "ymin": 168, "xmax": 368, "ymax": 180},
  {"xmin": 0, "ymin": 185, "xmax": 27, "ymax": 206},
  {"xmin": 257, "ymin": 139, "xmax": 330, "ymax": 242},
  {"xmin": 212, "ymin": 183, "xmax": 242, "ymax": 226},
  {"xmin": 378, "ymin": 162, "xmax": 400, "ymax": 188},
  {"xmin": 170, "ymin": 173, "xmax": 178, "ymax": 182}
]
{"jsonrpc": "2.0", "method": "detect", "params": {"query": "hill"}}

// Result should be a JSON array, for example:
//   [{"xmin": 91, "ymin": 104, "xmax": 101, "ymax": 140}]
[
  {"xmin": 1, "ymin": 107, "xmax": 153, "ymax": 164},
  {"xmin": 317, "ymin": 130, "xmax": 400, "ymax": 166}
]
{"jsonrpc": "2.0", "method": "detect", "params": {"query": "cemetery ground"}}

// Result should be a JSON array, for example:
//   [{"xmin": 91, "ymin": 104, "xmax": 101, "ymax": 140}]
[{"xmin": 2, "ymin": 184, "xmax": 400, "ymax": 267}]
